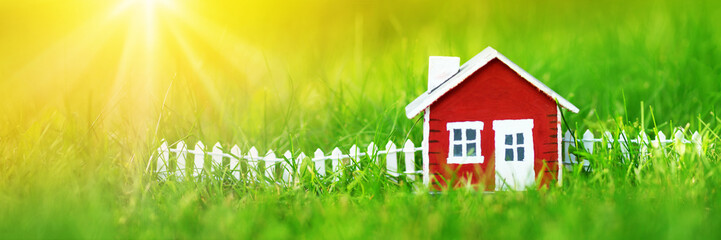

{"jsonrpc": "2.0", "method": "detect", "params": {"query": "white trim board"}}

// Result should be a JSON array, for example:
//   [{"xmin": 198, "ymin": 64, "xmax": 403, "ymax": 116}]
[
  {"xmin": 556, "ymin": 107, "xmax": 563, "ymax": 186},
  {"xmin": 422, "ymin": 108, "xmax": 430, "ymax": 186},
  {"xmin": 405, "ymin": 46, "xmax": 580, "ymax": 119}
]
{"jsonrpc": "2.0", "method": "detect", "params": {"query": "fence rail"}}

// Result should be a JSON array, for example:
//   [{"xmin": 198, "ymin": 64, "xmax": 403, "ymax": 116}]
[{"xmin": 149, "ymin": 128, "xmax": 707, "ymax": 183}]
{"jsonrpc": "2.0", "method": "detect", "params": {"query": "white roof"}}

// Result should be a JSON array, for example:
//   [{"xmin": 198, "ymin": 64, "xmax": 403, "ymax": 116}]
[{"xmin": 405, "ymin": 46, "xmax": 580, "ymax": 119}]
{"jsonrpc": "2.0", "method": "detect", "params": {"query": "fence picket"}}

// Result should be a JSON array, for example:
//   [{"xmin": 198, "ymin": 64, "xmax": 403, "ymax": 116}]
[
  {"xmin": 673, "ymin": 129, "xmax": 686, "ymax": 155},
  {"xmin": 582, "ymin": 130, "xmax": 594, "ymax": 154},
  {"xmin": 314, "ymin": 148, "xmax": 325, "ymax": 177},
  {"xmin": 652, "ymin": 131, "xmax": 667, "ymax": 157},
  {"xmin": 691, "ymin": 131, "xmax": 702, "ymax": 156},
  {"xmin": 265, "ymin": 150, "xmax": 277, "ymax": 180},
  {"xmin": 349, "ymin": 145, "xmax": 360, "ymax": 161},
  {"xmin": 639, "ymin": 132, "xmax": 649, "ymax": 162},
  {"xmin": 403, "ymin": 140, "xmax": 416, "ymax": 181},
  {"xmin": 229, "ymin": 145, "xmax": 241, "ymax": 180},
  {"xmin": 295, "ymin": 152, "xmax": 306, "ymax": 181},
  {"xmin": 193, "ymin": 141, "xmax": 205, "ymax": 177},
  {"xmin": 175, "ymin": 141, "xmax": 188, "ymax": 178},
  {"xmin": 619, "ymin": 131, "xmax": 630, "ymax": 161},
  {"xmin": 157, "ymin": 141, "xmax": 170, "ymax": 179},
  {"xmin": 657, "ymin": 131, "xmax": 667, "ymax": 148},
  {"xmin": 212, "ymin": 142, "xmax": 223, "ymax": 172},
  {"xmin": 248, "ymin": 146, "xmax": 259, "ymax": 180},
  {"xmin": 385, "ymin": 141, "xmax": 398, "ymax": 177},
  {"xmin": 563, "ymin": 131, "xmax": 574, "ymax": 168},
  {"xmin": 282, "ymin": 150, "xmax": 292, "ymax": 183},
  {"xmin": 331, "ymin": 147, "xmax": 343, "ymax": 179},
  {"xmin": 367, "ymin": 142, "xmax": 378, "ymax": 164},
  {"xmin": 581, "ymin": 130, "xmax": 593, "ymax": 168}
]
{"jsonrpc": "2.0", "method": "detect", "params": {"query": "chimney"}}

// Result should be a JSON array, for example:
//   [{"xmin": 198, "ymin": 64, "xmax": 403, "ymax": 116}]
[{"xmin": 428, "ymin": 56, "xmax": 460, "ymax": 90}]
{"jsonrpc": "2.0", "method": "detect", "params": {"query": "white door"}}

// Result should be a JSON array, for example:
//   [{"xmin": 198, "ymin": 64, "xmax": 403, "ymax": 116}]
[{"xmin": 493, "ymin": 119, "xmax": 535, "ymax": 191}]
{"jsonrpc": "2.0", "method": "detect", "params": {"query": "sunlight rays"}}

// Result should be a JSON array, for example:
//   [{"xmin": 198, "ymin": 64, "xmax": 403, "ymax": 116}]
[
  {"xmin": 3, "ymin": 0, "xmax": 170, "ymax": 136},
  {"xmin": 162, "ymin": 3, "xmax": 268, "ymax": 85},
  {"xmin": 2, "ymin": 0, "xmax": 274, "ymax": 137},
  {"xmin": 159, "ymin": 1, "xmax": 270, "ymax": 116},
  {"xmin": 164, "ymin": 18, "xmax": 226, "ymax": 112},
  {"xmin": 104, "ymin": 15, "xmax": 145, "ymax": 130}
]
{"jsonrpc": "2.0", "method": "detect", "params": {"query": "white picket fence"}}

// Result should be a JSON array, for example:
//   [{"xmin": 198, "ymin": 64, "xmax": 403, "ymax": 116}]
[
  {"xmin": 562, "ymin": 129, "xmax": 704, "ymax": 169},
  {"xmin": 149, "ymin": 128, "xmax": 706, "ymax": 183},
  {"xmin": 148, "ymin": 139, "xmax": 423, "ymax": 184}
]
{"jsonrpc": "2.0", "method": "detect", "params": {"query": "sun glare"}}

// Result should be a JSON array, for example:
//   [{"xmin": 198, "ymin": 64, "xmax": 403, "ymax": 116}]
[{"xmin": 6, "ymin": 0, "xmax": 266, "ymax": 133}]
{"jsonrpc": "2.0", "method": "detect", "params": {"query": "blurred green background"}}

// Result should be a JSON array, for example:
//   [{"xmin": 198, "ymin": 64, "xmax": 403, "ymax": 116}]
[{"xmin": 0, "ymin": 0, "xmax": 720, "ymax": 238}]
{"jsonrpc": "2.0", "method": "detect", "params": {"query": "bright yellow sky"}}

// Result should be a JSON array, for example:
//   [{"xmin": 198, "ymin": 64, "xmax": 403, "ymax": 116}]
[{"xmin": 0, "ymin": 0, "xmax": 300, "ymax": 129}]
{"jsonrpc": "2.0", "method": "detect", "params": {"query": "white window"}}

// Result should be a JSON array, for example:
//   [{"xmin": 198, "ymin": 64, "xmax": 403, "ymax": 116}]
[
  {"xmin": 446, "ymin": 121, "xmax": 484, "ymax": 164},
  {"xmin": 502, "ymin": 133, "xmax": 528, "ymax": 161}
]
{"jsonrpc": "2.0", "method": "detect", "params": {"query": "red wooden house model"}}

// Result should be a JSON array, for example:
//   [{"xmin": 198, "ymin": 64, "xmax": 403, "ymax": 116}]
[{"xmin": 405, "ymin": 47, "xmax": 579, "ymax": 191}]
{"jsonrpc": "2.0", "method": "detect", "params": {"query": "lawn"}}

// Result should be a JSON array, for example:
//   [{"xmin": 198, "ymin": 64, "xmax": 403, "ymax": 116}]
[{"xmin": 0, "ymin": 0, "xmax": 720, "ymax": 239}]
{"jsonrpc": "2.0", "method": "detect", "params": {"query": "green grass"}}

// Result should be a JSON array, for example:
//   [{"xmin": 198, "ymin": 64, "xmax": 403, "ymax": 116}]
[{"xmin": 1, "ymin": 0, "xmax": 721, "ymax": 239}]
